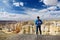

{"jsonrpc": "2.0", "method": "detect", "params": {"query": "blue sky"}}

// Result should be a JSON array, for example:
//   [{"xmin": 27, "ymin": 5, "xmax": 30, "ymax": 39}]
[
  {"xmin": 0, "ymin": 0, "xmax": 60, "ymax": 21},
  {"xmin": 0, "ymin": 0, "xmax": 46, "ymax": 13}
]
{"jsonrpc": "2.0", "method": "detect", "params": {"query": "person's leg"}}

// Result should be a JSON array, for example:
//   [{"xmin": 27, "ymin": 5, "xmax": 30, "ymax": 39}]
[
  {"xmin": 39, "ymin": 26, "xmax": 42, "ymax": 35},
  {"xmin": 36, "ymin": 26, "xmax": 38, "ymax": 35}
]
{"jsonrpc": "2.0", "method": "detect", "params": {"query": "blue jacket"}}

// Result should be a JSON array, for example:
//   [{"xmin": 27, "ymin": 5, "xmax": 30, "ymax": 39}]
[{"xmin": 35, "ymin": 19, "xmax": 43, "ymax": 26}]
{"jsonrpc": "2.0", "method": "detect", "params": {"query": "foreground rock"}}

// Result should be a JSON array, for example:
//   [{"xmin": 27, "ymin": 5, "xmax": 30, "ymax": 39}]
[
  {"xmin": 0, "ymin": 30, "xmax": 60, "ymax": 40},
  {"xmin": 6, "ymin": 34, "xmax": 60, "ymax": 40}
]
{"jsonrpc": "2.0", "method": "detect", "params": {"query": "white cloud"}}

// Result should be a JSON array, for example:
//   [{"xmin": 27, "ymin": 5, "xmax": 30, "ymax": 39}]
[
  {"xmin": 43, "ymin": 0, "xmax": 58, "ymax": 6},
  {"xmin": 2, "ymin": 0, "xmax": 12, "ymax": 8},
  {"xmin": 39, "ymin": 0, "xmax": 43, "ymax": 2},
  {"xmin": 31, "ymin": 8, "xmax": 38, "ymax": 11},
  {"xmin": 47, "ymin": 6, "xmax": 57, "ymax": 11},
  {"xmin": 0, "ymin": 2, "xmax": 60, "ymax": 21},
  {"xmin": 20, "ymin": 2, "xmax": 24, "ymax": 6},
  {"xmin": 24, "ymin": 6, "xmax": 60, "ymax": 20},
  {"xmin": 0, "ymin": 12, "xmax": 30, "ymax": 21},
  {"xmin": 57, "ymin": 2, "xmax": 60, "ymax": 8},
  {"xmin": 0, "ymin": 7, "xmax": 60, "ymax": 21},
  {"xmin": 3, "ymin": 0, "xmax": 7, "ymax": 3},
  {"xmin": 13, "ymin": 0, "xmax": 16, "ymax": 2},
  {"xmin": 38, "ymin": 9, "xmax": 48, "ymax": 13},
  {"xmin": 13, "ymin": 2, "xmax": 24, "ymax": 7},
  {"xmin": 13, "ymin": 2, "xmax": 20, "ymax": 6}
]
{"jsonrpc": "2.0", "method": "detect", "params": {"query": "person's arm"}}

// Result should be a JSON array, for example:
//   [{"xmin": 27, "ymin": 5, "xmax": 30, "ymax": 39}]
[{"xmin": 41, "ymin": 20, "xmax": 43, "ymax": 24}]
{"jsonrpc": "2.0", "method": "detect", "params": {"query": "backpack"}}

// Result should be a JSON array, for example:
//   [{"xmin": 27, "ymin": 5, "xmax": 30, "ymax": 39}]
[{"xmin": 36, "ymin": 20, "xmax": 42, "ymax": 26}]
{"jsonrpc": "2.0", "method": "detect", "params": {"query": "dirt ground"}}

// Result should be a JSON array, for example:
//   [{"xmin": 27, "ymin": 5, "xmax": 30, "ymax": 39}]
[
  {"xmin": 0, "ymin": 31, "xmax": 60, "ymax": 40},
  {"xmin": 6, "ymin": 34, "xmax": 60, "ymax": 40}
]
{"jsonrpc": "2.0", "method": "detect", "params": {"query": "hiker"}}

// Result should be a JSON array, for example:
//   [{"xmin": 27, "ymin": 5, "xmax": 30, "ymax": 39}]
[{"xmin": 35, "ymin": 16, "xmax": 43, "ymax": 35}]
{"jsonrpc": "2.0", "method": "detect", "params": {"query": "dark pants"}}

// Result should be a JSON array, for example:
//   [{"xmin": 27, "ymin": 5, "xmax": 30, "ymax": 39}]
[{"xmin": 36, "ymin": 26, "xmax": 42, "ymax": 35}]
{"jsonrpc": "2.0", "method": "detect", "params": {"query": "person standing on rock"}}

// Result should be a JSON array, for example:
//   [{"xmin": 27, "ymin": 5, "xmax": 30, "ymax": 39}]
[{"xmin": 35, "ymin": 16, "xmax": 43, "ymax": 35}]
